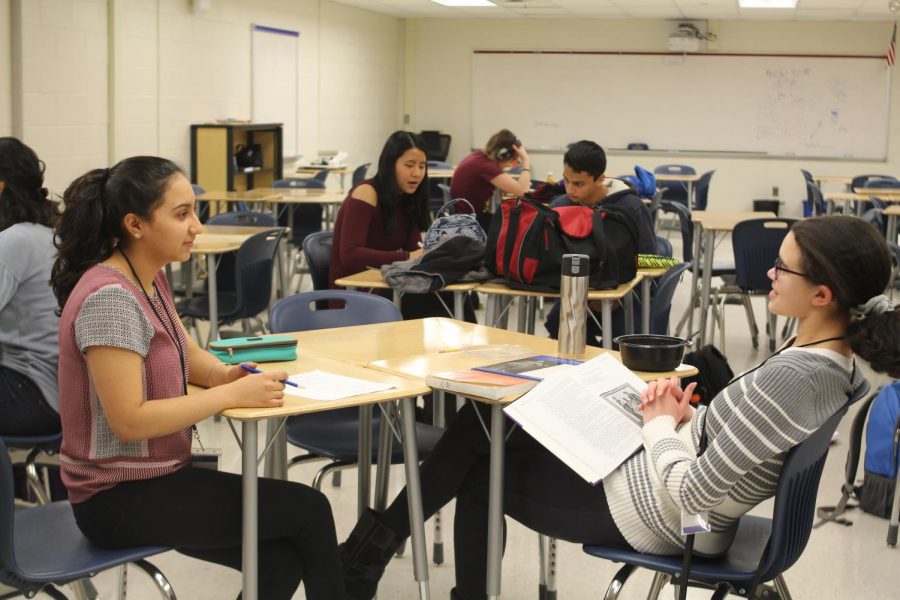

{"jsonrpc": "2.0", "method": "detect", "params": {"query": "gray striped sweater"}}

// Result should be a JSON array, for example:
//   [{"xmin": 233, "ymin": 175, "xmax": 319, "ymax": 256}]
[{"xmin": 604, "ymin": 348, "xmax": 861, "ymax": 556}]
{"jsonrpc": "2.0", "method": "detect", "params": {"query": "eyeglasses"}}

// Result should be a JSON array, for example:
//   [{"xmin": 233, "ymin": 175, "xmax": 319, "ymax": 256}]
[{"xmin": 773, "ymin": 257, "xmax": 808, "ymax": 280}]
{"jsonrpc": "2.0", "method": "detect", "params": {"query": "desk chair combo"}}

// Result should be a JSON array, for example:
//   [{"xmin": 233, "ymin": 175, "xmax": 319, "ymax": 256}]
[
  {"xmin": 0, "ymin": 437, "xmax": 177, "ymax": 600},
  {"xmin": 584, "ymin": 379, "xmax": 870, "ymax": 600},
  {"xmin": 352, "ymin": 163, "xmax": 371, "ymax": 187},
  {"xmin": 178, "ymin": 228, "xmax": 284, "ymax": 346},
  {"xmin": 267, "ymin": 291, "xmax": 446, "ymax": 562},
  {"xmin": 654, "ymin": 164, "xmax": 695, "ymax": 207}
]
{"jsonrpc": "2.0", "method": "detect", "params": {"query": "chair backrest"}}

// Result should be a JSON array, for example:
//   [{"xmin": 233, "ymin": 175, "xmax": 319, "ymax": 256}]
[
  {"xmin": 732, "ymin": 218, "xmax": 796, "ymax": 292},
  {"xmin": 655, "ymin": 235, "xmax": 673, "ymax": 258},
  {"xmin": 302, "ymin": 231, "xmax": 334, "ymax": 291},
  {"xmin": 208, "ymin": 210, "xmax": 277, "ymax": 227},
  {"xmin": 0, "ymin": 437, "xmax": 18, "ymax": 576},
  {"xmin": 756, "ymin": 379, "xmax": 870, "ymax": 582},
  {"xmin": 649, "ymin": 262, "xmax": 690, "ymax": 335},
  {"xmin": 191, "ymin": 183, "xmax": 206, "ymax": 197},
  {"xmin": 692, "ymin": 170, "xmax": 715, "ymax": 211},
  {"xmin": 658, "ymin": 200, "xmax": 692, "ymax": 262},
  {"xmin": 421, "ymin": 131, "xmax": 451, "ymax": 163},
  {"xmin": 654, "ymin": 164, "xmax": 696, "ymax": 176},
  {"xmin": 805, "ymin": 181, "xmax": 826, "ymax": 216},
  {"xmin": 799, "ymin": 169, "xmax": 814, "ymax": 185},
  {"xmin": 851, "ymin": 174, "xmax": 897, "ymax": 189},
  {"xmin": 352, "ymin": 163, "xmax": 370, "ymax": 187},
  {"xmin": 312, "ymin": 169, "xmax": 330, "ymax": 183},
  {"xmin": 861, "ymin": 178, "xmax": 900, "ymax": 189},
  {"xmin": 272, "ymin": 178, "xmax": 327, "ymax": 190},
  {"xmin": 427, "ymin": 160, "xmax": 451, "ymax": 170},
  {"xmin": 627, "ymin": 143, "xmax": 649, "ymax": 151},
  {"xmin": 232, "ymin": 229, "xmax": 283, "ymax": 319},
  {"xmin": 269, "ymin": 290, "xmax": 402, "ymax": 333}
]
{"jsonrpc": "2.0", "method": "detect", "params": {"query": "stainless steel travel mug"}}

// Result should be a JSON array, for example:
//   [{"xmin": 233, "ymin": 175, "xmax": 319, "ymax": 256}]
[{"xmin": 558, "ymin": 254, "xmax": 589, "ymax": 358}]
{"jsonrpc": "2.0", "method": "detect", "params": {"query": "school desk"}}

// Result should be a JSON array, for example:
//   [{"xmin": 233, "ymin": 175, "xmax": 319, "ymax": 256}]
[
  {"xmin": 196, "ymin": 189, "xmax": 282, "ymax": 217},
  {"xmin": 687, "ymin": 210, "xmax": 776, "ymax": 348},
  {"xmin": 428, "ymin": 167, "xmax": 455, "ymax": 179},
  {"xmin": 337, "ymin": 317, "xmax": 697, "ymax": 600},
  {"xmin": 335, "ymin": 269, "xmax": 481, "ymax": 320},
  {"xmin": 262, "ymin": 187, "xmax": 347, "ymax": 231},
  {"xmin": 654, "ymin": 172, "xmax": 701, "ymax": 207},
  {"xmin": 884, "ymin": 204, "xmax": 900, "ymax": 243},
  {"xmin": 190, "ymin": 225, "xmax": 287, "ymax": 343},
  {"xmin": 476, "ymin": 275, "xmax": 643, "ymax": 349},
  {"xmin": 199, "ymin": 349, "xmax": 430, "ymax": 600},
  {"xmin": 823, "ymin": 191, "xmax": 900, "ymax": 216},
  {"xmin": 285, "ymin": 165, "xmax": 354, "ymax": 190},
  {"xmin": 811, "ymin": 174, "xmax": 853, "ymax": 189}
]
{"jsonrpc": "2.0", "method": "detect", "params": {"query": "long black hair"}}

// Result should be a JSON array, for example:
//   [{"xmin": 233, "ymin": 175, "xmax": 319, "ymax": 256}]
[
  {"xmin": 51, "ymin": 156, "xmax": 184, "ymax": 309},
  {"xmin": 371, "ymin": 131, "xmax": 430, "ymax": 236},
  {"xmin": 0, "ymin": 137, "xmax": 59, "ymax": 231},
  {"xmin": 792, "ymin": 215, "xmax": 900, "ymax": 378}
]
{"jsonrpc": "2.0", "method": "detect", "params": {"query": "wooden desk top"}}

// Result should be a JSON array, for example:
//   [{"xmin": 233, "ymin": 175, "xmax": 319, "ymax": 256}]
[
  {"xmin": 290, "ymin": 165, "xmax": 353, "ymax": 176},
  {"xmin": 637, "ymin": 267, "xmax": 670, "ymax": 279},
  {"xmin": 812, "ymin": 175, "xmax": 853, "ymax": 185},
  {"xmin": 476, "ymin": 276, "xmax": 642, "ymax": 300},
  {"xmin": 429, "ymin": 168, "xmax": 455, "ymax": 179},
  {"xmin": 196, "ymin": 350, "xmax": 430, "ymax": 421},
  {"xmin": 654, "ymin": 173, "xmax": 700, "ymax": 183},
  {"xmin": 264, "ymin": 189, "xmax": 346, "ymax": 204},
  {"xmin": 852, "ymin": 187, "xmax": 900, "ymax": 198},
  {"xmin": 883, "ymin": 204, "xmax": 900, "ymax": 216},
  {"xmin": 193, "ymin": 226, "xmax": 282, "ymax": 254},
  {"xmin": 198, "ymin": 190, "xmax": 281, "ymax": 202},
  {"xmin": 691, "ymin": 210, "xmax": 776, "ymax": 231},
  {"xmin": 335, "ymin": 269, "xmax": 481, "ymax": 292}
]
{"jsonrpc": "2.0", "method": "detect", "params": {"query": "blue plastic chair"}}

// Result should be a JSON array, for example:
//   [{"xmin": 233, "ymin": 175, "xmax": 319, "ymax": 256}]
[
  {"xmin": 272, "ymin": 178, "xmax": 325, "ymax": 249},
  {"xmin": 2, "ymin": 433, "xmax": 62, "ymax": 505},
  {"xmin": 654, "ymin": 164, "xmax": 696, "ymax": 207},
  {"xmin": 208, "ymin": 210, "xmax": 276, "ymax": 228},
  {"xmin": 799, "ymin": 169, "xmax": 814, "ymax": 185},
  {"xmin": 805, "ymin": 181, "xmax": 828, "ymax": 216},
  {"xmin": 302, "ymin": 231, "xmax": 334, "ymax": 291},
  {"xmin": 655, "ymin": 235, "xmax": 673, "ymax": 259},
  {"xmin": 583, "ymin": 379, "xmax": 870, "ymax": 600},
  {"xmin": 0, "ymin": 436, "xmax": 176, "ymax": 599},
  {"xmin": 351, "ymin": 163, "xmax": 370, "ymax": 187},
  {"xmin": 692, "ymin": 170, "xmax": 715, "ymax": 211},
  {"xmin": 178, "ymin": 229, "xmax": 283, "ymax": 341},
  {"xmin": 312, "ymin": 168, "xmax": 330, "ymax": 183},
  {"xmin": 269, "ymin": 290, "xmax": 446, "ymax": 561}
]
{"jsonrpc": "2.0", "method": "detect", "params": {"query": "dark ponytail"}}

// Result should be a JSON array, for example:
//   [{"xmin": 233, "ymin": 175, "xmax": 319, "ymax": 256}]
[
  {"xmin": 371, "ymin": 131, "xmax": 430, "ymax": 236},
  {"xmin": 0, "ymin": 137, "xmax": 59, "ymax": 231},
  {"xmin": 792, "ymin": 216, "xmax": 900, "ymax": 378},
  {"xmin": 51, "ymin": 156, "xmax": 184, "ymax": 310}
]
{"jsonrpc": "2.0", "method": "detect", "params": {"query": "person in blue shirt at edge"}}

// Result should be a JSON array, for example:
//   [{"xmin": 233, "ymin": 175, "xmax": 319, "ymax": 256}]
[{"xmin": 544, "ymin": 140, "xmax": 657, "ymax": 345}]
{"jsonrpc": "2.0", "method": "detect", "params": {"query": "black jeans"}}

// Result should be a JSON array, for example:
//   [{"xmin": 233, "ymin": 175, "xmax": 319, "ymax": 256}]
[
  {"xmin": 0, "ymin": 366, "xmax": 60, "ymax": 436},
  {"xmin": 380, "ymin": 402, "xmax": 632, "ymax": 600},
  {"xmin": 72, "ymin": 467, "xmax": 345, "ymax": 600}
]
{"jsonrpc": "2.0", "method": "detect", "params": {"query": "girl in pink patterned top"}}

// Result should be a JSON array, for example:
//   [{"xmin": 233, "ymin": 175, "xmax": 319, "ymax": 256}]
[{"xmin": 52, "ymin": 156, "xmax": 345, "ymax": 600}]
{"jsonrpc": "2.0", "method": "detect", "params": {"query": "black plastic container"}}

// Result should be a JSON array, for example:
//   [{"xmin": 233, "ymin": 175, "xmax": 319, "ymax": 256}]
[
  {"xmin": 753, "ymin": 199, "xmax": 781, "ymax": 216},
  {"xmin": 615, "ymin": 334, "xmax": 691, "ymax": 372}
]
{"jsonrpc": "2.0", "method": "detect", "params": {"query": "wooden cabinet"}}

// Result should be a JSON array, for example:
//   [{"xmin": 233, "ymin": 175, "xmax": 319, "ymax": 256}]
[{"xmin": 190, "ymin": 123, "xmax": 283, "ymax": 192}]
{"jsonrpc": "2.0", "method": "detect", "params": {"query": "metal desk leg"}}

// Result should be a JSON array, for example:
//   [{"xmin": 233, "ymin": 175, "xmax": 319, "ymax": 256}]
[
  {"xmin": 515, "ymin": 297, "xmax": 527, "ymax": 333},
  {"xmin": 486, "ymin": 404, "xmax": 506, "ymax": 600},
  {"xmin": 207, "ymin": 253, "xmax": 220, "ymax": 344},
  {"xmin": 242, "ymin": 421, "xmax": 259, "ymax": 600},
  {"xmin": 641, "ymin": 278, "xmax": 652, "ymax": 333},
  {"xmin": 373, "ymin": 402, "xmax": 394, "ymax": 512},
  {"xmin": 698, "ymin": 229, "xmax": 715, "ymax": 347},
  {"xmin": 399, "ymin": 396, "xmax": 431, "ymax": 600},
  {"xmin": 888, "ymin": 213, "xmax": 898, "ymax": 244},
  {"xmin": 485, "ymin": 295, "xmax": 499, "ymax": 328},
  {"xmin": 432, "ymin": 390, "xmax": 445, "ymax": 564},
  {"xmin": 525, "ymin": 297, "xmax": 536, "ymax": 335},
  {"xmin": 263, "ymin": 419, "xmax": 287, "ymax": 480},
  {"xmin": 357, "ymin": 404, "xmax": 373, "ymax": 516},
  {"xmin": 392, "ymin": 290, "xmax": 402, "ymax": 312},
  {"xmin": 624, "ymin": 291, "xmax": 634, "ymax": 336},
  {"xmin": 601, "ymin": 300, "xmax": 613, "ymax": 349},
  {"xmin": 454, "ymin": 291, "xmax": 464, "ymax": 321},
  {"xmin": 687, "ymin": 221, "xmax": 702, "ymax": 339}
]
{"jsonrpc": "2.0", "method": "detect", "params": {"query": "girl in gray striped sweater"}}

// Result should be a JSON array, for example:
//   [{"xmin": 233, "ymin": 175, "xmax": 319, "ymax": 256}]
[{"xmin": 342, "ymin": 216, "xmax": 900, "ymax": 600}]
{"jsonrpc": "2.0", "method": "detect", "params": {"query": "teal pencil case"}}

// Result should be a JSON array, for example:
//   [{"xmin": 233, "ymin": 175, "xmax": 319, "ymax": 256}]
[{"xmin": 209, "ymin": 335, "xmax": 298, "ymax": 364}]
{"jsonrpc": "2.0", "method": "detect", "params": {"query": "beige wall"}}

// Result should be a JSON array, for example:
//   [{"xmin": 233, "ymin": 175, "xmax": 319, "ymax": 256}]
[
  {"xmin": 408, "ymin": 18, "xmax": 900, "ymax": 216},
  {"xmin": 0, "ymin": 0, "xmax": 11, "ymax": 137},
  {"xmin": 8, "ymin": 0, "xmax": 404, "ymax": 195}
]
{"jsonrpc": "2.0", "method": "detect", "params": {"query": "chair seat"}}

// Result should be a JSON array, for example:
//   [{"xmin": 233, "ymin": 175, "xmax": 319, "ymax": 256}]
[
  {"xmin": 286, "ymin": 408, "xmax": 444, "ymax": 463},
  {"xmin": 2, "ymin": 433, "xmax": 62, "ymax": 452},
  {"xmin": 583, "ymin": 514, "xmax": 772, "ymax": 587},
  {"xmin": 177, "ymin": 293, "xmax": 240, "ymax": 320},
  {"xmin": 13, "ymin": 502, "xmax": 169, "ymax": 583}
]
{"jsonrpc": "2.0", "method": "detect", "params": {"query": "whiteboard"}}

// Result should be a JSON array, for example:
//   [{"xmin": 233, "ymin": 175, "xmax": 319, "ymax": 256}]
[
  {"xmin": 252, "ymin": 25, "xmax": 299, "ymax": 157},
  {"xmin": 472, "ymin": 52, "xmax": 892, "ymax": 160}
]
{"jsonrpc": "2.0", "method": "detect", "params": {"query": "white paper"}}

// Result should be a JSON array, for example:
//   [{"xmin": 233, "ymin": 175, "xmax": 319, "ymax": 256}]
[
  {"xmin": 504, "ymin": 353, "xmax": 648, "ymax": 484},
  {"xmin": 283, "ymin": 370, "xmax": 395, "ymax": 402}
]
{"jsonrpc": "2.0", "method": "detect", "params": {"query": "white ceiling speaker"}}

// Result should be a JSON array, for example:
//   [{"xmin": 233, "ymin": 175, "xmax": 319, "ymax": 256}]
[{"xmin": 192, "ymin": 0, "xmax": 213, "ymax": 12}]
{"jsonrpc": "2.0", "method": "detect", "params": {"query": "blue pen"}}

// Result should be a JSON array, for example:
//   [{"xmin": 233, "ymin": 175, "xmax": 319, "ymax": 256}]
[{"xmin": 240, "ymin": 364, "xmax": 299, "ymax": 387}]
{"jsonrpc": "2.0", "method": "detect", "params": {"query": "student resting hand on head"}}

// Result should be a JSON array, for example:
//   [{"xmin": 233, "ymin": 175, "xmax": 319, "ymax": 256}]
[
  {"xmin": 330, "ymin": 130, "xmax": 476, "ymax": 322},
  {"xmin": 544, "ymin": 140, "xmax": 658, "ymax": 345},
  {"xmin": 51, "ymin": 157, "xmax": 345, "ymax": 600},
  {"xmin": 450, "ymin": 128, "xmax": 533, "ymax": 231},
  {"xmin": 0, "ymin": 138, "xmax": 61, "ymax": 437},
  {"xmin": 339, "ymin": 215, "xmax": 900, "ymax": 600}
]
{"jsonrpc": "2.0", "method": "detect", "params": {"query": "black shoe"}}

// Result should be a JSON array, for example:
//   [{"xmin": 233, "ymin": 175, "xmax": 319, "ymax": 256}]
[{"xmin": 341, "ymin": 508, "xmax": 403, "ymax": 600}]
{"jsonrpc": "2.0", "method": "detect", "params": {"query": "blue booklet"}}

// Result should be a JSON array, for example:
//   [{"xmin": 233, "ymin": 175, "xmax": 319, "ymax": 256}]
[{"xmin": 473, "ymin": 355, "xmax": 583, "ymax": 382}]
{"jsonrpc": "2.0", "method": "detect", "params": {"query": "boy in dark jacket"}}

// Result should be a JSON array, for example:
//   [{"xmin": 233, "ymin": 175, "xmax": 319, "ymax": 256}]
[{"xmin": 544, "ymin": 140, "xmax": 657, "ymax": 345}]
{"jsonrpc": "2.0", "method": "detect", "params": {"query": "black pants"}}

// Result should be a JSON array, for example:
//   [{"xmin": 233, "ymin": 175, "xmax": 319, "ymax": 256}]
[
  {"xmin": 0, "ymin": 366, "xmax": 60, "ymax": 436},
  {"xmin": 380, "ymin": 402, "xmax": 632, "ymax": 600},
  {"xmin": 72, "ymin": 467, "xmax": 344, "ymax": 600}
]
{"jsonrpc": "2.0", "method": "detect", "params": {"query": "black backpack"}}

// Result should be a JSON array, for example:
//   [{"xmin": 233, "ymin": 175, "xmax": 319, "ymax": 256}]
[{"xmin": 680, "ymin": 345, "xmax": 734, "ymax": 406}]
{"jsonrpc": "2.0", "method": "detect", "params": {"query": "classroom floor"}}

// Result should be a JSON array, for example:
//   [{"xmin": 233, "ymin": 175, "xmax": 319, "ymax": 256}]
[{"xmin": 71, "ymin": 231, "xmax": 898, "ymax": 599}]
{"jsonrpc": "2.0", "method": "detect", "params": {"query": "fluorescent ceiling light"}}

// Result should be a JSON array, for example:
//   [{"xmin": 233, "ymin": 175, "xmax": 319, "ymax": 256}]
[
  {"xmin": 431, "ymin": 0, "xmax": 497, "ymax": 6},
  {"xmin": 739, "ymin": 0, "xmax": 797, "ymax": 7}
]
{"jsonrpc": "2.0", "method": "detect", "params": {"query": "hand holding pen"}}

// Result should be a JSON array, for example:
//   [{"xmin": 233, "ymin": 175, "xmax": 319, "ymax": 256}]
[{"xmin": 240, "ymin": 364, "xmax": 299, "ymax": 387}]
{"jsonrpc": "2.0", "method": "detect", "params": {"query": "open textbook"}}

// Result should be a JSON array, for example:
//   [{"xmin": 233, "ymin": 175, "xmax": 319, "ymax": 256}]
[{"xmin": 503, "ymin": 353, "xmax": 648, "ymax": 484}]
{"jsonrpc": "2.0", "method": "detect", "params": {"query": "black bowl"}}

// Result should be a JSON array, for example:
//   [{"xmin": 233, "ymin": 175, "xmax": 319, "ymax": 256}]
[{"xmin": 614, "ymin": 334, "xmax": 690, "ymax": 372}]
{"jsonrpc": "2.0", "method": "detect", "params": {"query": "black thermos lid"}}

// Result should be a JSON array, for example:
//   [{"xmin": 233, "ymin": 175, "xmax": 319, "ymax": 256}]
[{"xmin": 561, "ymin": 254, "xmax": 590, "ymax": 277}]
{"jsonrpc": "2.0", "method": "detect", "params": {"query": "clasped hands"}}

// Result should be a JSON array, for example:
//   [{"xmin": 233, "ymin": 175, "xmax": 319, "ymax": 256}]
[{"xmin": 638, "ymin": 376, "xmax": 697, "ymax": 426}]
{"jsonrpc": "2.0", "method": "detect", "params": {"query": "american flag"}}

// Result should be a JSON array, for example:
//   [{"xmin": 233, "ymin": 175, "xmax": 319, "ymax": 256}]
[{"xmin": 888, "ymin": 23, "xmax": 897, "ymax": 68}]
